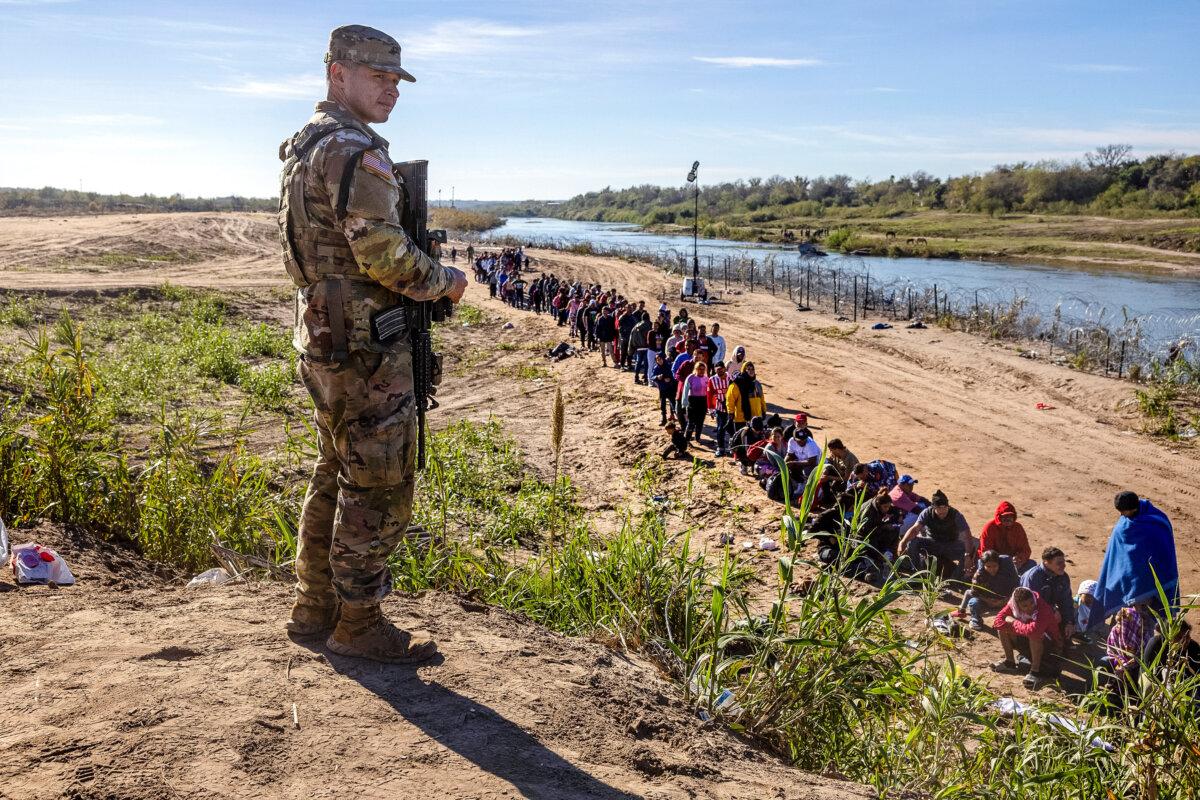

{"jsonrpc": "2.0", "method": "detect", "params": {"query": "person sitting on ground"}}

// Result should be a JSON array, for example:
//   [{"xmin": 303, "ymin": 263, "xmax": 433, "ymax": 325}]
[
  {"xmin": 859, "ymin": 459, "xmax": 898, "ymax": 496},
  {"xmin": 888, "ymin": 475, "xmax": 927, "ymax": 531},
  {"xmin": 731, "ymin": 417, "xmax": 766, "ymax": 475},
  {"xmin": 953, "ymin": 550, "xmax": 1019, "ymax": 631},
  {"xmin": 727, "ymin": 345, "xmax": 748, "ymax": 378},
  {"xmin": 785, "ymin": 428, "xmax": 822, "ymax": 479},
  {"xmin": 993, "ymin": 586, "xmax": 1064, "ymax": 688},
  {"xmin": 810, "ymin": 463, "xmax": 846, "ymax": 512},
  {"xmin": 756, "ymin": 427, "xmax": 788, "ymax": 479},
  {"xmin": 1142, "ymin": 619, "xmax": 1200, "ymax": 691},
  {"xmin": 726, "ymin": 362, "xmax": 766, "ymax": 431},
  {"xmin": 1073, "ymin": 579, "xmax": 1107, "ymax": 643},
  {"xmin": 977, "ymin": 500, "xmax": 1034, "ymax": 574},
  {"xmin": 661, "ymin": 421, "xmax": 690, "ymax": 460},
  {"xmin": 1103, "ymin": 604, "xmax": 1150, "ymax": 707},
  {"xmin": 845, "ymin": 462, "xmax": 872, "ymax": 499},
  {"xmin": 781, "ymin": 412, "xmax": 813, "ymax": 443},
  {"xmin": 1093, "ymin": 490, "xmax": 1179, "ymax": 622},
  {"xmin": 897, "ymin": 490, "xmax": 974, "ymax": 580},
  {"xmin": 814, "ymin": 489, "xmax": 898, "ymax": 587},
  {"xmin": 1020, "ymin": 546, "xmax": 1075, "ymax": 642},
  {"xmin": 825, "ymin": 438, "xmax": 859, "ymax": 480}
]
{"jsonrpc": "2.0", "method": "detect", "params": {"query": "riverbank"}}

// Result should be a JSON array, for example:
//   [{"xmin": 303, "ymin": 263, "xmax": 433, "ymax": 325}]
[{"xmin": 632, "ymin": 209, "xmax": 1200, "ymax": 275}]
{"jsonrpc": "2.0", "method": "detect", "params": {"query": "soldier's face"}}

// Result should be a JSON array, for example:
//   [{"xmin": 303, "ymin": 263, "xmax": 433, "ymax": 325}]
[{"xmin": 331, "ymin": 62, "xmax": 401, "ymax": 123}]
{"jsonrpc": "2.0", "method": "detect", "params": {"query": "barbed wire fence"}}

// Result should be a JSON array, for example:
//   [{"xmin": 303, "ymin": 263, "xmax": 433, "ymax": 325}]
[{"xmin": 469, "ymin": 231, "xmax": 1198, "ymax": 381}]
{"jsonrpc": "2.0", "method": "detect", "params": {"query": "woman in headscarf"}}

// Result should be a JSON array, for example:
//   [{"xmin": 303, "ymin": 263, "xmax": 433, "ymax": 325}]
[
  {"xmin": 725, "ymin": 361, "xmax": 766, "ymax": 431},
  {"xmin": 727, "ymin": 345, "xmax": 748, "ymax": 378}
]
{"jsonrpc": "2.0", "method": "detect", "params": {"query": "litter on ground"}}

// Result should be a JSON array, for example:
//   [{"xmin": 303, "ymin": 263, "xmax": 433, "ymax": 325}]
[{"xmin": 10, "ymin": 542, "xmax": 76, "ymax": 586}]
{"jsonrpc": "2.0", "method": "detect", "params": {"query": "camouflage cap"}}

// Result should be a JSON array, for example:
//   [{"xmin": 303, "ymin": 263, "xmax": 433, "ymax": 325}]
[{"xmin": 325, "ymin": 24, "xmax": 416, "ymax": 83}]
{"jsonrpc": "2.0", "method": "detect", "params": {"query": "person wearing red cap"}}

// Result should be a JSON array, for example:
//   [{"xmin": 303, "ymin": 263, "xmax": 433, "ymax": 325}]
[{"xmin": 977, "ymin": 501, "xmax": 1034, "ymax": 574}]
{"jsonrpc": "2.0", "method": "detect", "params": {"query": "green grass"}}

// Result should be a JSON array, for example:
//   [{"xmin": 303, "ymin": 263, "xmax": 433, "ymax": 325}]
[
  {"xmin": 454, "ymin": 303, "xmax": 486, "ymax": 326},
  {"xmin": 496, "ymin": 363, "xmax": 551, "ymax": 381},
  {"xmin": 0, "ymin": 286, "xmax": 299, "ymax": 421}
]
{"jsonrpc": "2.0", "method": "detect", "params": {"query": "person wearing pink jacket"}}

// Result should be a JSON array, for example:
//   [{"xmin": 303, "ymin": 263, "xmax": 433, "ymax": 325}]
[{"xmin": 992, "ymin": 586, "xmax": 1063, "ymax": 689}]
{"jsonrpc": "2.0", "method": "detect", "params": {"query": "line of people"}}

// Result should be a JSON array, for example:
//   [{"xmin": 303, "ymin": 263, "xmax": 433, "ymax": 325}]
[{"xmin": 491, "ymin": 269, "xmax": 1187, "ymax": 697}]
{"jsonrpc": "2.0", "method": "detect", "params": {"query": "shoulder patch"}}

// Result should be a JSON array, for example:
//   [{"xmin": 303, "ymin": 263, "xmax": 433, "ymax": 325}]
[{"xmin": 360, "ymin": 149, "xmax": 394, "ymax": 182}]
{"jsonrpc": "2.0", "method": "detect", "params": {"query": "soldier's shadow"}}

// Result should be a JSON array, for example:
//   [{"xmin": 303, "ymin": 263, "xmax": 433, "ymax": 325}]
[{"xmin": 294, "ymin": 640, "xmax": 641, "ymax": 800}]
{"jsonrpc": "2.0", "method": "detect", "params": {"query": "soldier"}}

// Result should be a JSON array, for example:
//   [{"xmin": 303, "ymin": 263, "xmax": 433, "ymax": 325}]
[{"xmin": 278, "ymin": 24, "xmax": 467, "ymax": 663}]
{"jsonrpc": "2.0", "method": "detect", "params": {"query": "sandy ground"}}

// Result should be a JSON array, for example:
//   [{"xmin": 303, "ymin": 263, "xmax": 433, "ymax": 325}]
[
  {"xmin": 0, "ymin": 212, "xmax": 1197, "ymax": 791},
  {"xmin": 0, "ymin": 526, "xmax": 866, "ymax": 800}
]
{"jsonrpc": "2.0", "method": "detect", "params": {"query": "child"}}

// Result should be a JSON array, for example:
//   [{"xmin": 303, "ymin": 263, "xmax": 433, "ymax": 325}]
[
  {"xmin": 1073, "ymin": 580, "xmax": 1107, "ymax": 643},
  {"xmin": 661, "ymin": 422, "xmax": 690, "ymax": 460},
  {"xmin": 652, "ymin": 354, "xmax": 677, "ymax": 426}
]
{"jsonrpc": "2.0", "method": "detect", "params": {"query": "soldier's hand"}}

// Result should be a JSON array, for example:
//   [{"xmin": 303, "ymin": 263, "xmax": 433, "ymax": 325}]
[{"xmin": 445, "ymin": 266, "xmax": 468, "ymax": 303}]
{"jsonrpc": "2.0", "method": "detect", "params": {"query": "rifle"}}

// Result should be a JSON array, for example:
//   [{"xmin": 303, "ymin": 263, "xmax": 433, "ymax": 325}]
[{"xmin": 392, "ymin": 159, "xmax": 453, "ymax": 470}]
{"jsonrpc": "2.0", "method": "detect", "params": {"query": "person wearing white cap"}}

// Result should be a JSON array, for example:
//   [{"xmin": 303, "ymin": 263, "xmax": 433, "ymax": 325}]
[{"xmin": 1074, "ymin": 579, "xmax": 1106, "ymax": 641}]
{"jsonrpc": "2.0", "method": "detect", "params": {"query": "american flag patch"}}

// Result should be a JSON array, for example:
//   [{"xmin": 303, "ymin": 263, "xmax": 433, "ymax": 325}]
[{"xmin": 360, "ymin": 149, "xmax": 393, "ymax": 181}]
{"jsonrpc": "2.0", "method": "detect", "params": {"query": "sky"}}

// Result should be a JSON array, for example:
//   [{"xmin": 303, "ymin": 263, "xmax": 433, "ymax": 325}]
[{"xmin": 1, "ymin": 0, "xmax": 1199, "ymax": 200}]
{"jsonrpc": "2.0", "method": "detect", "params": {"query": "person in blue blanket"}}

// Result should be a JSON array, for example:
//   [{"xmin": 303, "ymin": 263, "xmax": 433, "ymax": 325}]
[{"xmin": 1093, "ymin": 491, "xmax": 1178, "ymax": 620}]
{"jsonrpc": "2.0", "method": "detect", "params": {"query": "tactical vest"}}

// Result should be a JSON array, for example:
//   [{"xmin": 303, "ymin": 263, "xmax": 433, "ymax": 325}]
[{"xmin": 278, "ymin": 111, "xmax": 403, "ymax": 361}]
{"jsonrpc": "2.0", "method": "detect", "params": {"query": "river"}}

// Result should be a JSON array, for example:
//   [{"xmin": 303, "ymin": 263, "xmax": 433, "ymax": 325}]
[{"xmin": 483, "ymin": 217, "xmax": 1200, "ymax": 354}]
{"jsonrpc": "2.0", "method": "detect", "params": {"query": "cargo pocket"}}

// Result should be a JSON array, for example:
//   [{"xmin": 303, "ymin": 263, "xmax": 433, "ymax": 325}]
[{"xmin": 341, "ymin": 352, "xmax": 416, "ymax": 488}]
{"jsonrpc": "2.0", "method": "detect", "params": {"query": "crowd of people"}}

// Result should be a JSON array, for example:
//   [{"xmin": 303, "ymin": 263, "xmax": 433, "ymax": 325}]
[{"xmin": 475, "ymin": 254, "xmax": 1190, "ymax": 697}]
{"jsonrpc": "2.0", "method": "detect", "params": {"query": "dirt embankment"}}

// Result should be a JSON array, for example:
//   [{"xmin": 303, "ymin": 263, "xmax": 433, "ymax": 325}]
[{"xmin": 0, "ymin": 526, "xmax": 866, "ymax": 800}]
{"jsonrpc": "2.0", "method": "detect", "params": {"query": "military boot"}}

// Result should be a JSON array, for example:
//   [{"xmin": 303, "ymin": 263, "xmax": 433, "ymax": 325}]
[
  {"xmin": 326, "ymin": 605, "xmax": 439, "ymax": 664},
  {"xmin": 286, "ymin": 595, "xmax": 340, "ymax": 638}
]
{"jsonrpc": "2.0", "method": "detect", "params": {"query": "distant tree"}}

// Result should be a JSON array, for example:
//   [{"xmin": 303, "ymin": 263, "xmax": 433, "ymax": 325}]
[{"xmin": 1085, "ymin": 144, "xmax": 1134, "ymax": 173}]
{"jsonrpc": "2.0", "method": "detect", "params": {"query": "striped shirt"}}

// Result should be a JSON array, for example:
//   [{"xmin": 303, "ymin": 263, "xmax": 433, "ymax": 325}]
[{"xmin": 709, "ymin": 373, "xmax": 730, "ymax": 412}]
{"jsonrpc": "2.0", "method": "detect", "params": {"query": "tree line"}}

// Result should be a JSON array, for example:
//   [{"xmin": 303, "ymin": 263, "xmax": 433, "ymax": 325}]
[
  {"xmin": 0, "ymin": 186, "xmax": 276, "ymax": 216},
  {"xmin": 500, "ymin": 147, "xmax": 1200, "ymax": 226}
]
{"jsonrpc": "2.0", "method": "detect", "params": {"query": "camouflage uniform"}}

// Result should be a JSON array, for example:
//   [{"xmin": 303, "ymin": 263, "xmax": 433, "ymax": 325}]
[{"xmin": 279, "ymin": 78, "xmax": 453, "ymax": 608}]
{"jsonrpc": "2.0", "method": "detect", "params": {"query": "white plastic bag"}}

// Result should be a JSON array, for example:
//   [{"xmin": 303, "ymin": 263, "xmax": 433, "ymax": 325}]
[
  {"xmin": 186, "ymin": 567, "xmax": 231, "ymax": 587},
  {"xmin": 0, "ymin": 517, "xmax": 8, "ymax": 564},
  {"xmin": 10, "ymin": 542, "xmax": 76, "ymax": 586}
]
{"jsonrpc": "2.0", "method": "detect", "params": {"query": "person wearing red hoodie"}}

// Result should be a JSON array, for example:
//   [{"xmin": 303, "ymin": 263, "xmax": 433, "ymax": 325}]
[
  {"xmin": 992, "ymin": 586, "xmax": 1063, "ymax": 689},
  {"xmin": 977, "ymin": 500, "xmax": 1034, "ymax": 574}
]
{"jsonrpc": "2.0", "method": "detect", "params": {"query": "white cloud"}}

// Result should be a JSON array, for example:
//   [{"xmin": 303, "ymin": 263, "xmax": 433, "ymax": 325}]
[
  {"xmin": 206, "ymin": 75, "xmax": 324, "ymax": 100},
  {"xmin": 405, "ymin": 20, "xmax": 543, "ymax": 59},
  {"xmin": 871, "ymin": 86, "xmax": 902, "ymax": 93},
  {"xmin": 1059, "ymin": 63, "xmax": 1142, "ymax": 73},
  {"xmin": 1005, "ymin": 125, "xmax": 1200, "ymax": 151},
  {"xmin": 694, "ymin": 56, "xmax": 823, "ymax": 68}
]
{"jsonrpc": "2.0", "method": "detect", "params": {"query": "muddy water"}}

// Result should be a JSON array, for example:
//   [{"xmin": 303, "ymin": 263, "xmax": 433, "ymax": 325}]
[{"xmin": 484, "ymin": 217, "xmax": 1200, "ymax": 352}]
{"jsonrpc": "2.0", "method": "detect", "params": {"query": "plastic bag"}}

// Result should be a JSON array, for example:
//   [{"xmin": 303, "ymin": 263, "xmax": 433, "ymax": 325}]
[
  {"xmin": 186, "ymin": 567, "xmax": 231, "ymax": 587},
  {"xmin": 0, "ymin": 517, "xmax": 8, "ymax": 564},
  {"xmin": 10, "ymin": 542, "xmax": 76, "ymax": 586}
]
